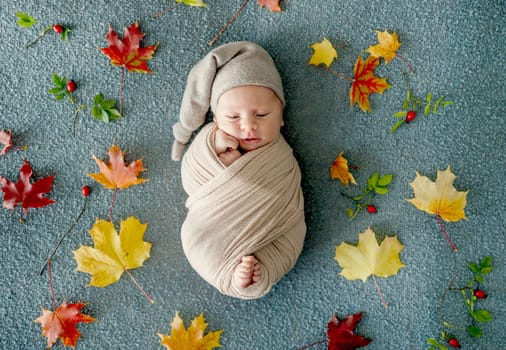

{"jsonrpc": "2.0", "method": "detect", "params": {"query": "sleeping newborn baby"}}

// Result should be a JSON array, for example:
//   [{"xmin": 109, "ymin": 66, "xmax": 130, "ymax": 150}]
[{"xmin": 171, "ymin": 41, "xmax": 306, "ymax": 299}]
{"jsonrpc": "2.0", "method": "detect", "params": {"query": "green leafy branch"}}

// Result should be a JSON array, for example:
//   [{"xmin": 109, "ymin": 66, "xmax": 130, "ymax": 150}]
[
  {"xmin": 427, "ymin": 256, "xmax": 494, "ymax": 349},
  {"xmin": 341, "ymin": 172, "xmax": 393, "ymax": 219},
  {"xmin": 16, "ymin": 12, "xmax": 70, "ymax": 49},
  {"xmin": 391, "ymin": 77, "xmax": 453, "ymax": 132},
  {"xmin": 49, "ymin": 74, "xmax": 121, "ymax": 137}
]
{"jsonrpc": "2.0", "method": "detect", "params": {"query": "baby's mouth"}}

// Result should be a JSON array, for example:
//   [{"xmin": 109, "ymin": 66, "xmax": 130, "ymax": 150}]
[{"xmin": 242, "ymin": 137, "xmax": 261, "ymax": 144}]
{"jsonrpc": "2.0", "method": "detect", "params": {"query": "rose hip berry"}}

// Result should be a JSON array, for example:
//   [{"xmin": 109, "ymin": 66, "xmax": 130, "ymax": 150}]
[
  {"xmin": 66, "ymin": 80, "xmax": 76, "ymax": 93},
  {"xmin": 405, "ymin": 110, "xmax": 416, "ymax": 123},
  {"xmin": 474, "ymin": 289, "xmax": 487, "ymax": 299},
  {"xmin": 448, "ymin": 338, "xmax": 461, "ymax": 348},
  {"xmin": 81, "ymin": 185, "xmax": 91, "ymax": 197},
  {"xmin": 53, "ymin": 24, "xmax": 64, "ymax": 34},
  {"xmin": 366, "ymin": 205, "xmax": 377, "ymax": 214}
]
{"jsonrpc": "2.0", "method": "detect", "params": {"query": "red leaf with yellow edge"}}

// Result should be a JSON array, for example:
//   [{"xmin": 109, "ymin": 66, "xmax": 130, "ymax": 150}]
[
  {"xmin": 327, "ymin": 312, "xmax": 372, "ymax": 350},
  {"xmin": 88, "ymin": 145, "xmax": 147, "ymax": 189},
  {"xmin": 0, "ymin": 159, "xmax": 55, "ymax": 218},
  {"xmin": 350, "ymin": 55, "xmax": 391, "ymax": 112},
  {"xmin": 258, "ymin": 0, "xmax": 282, "ymax": 12},
  {"xmin": 100, "ymin": 22, "xmax": 158, "ymax": 74},
  {"xmin": 331, "ymin": 152, "xmax": 356, "ymax": 187},
  {"xmin": 35, "ymin": 302, "xmax": 95, "ymax": 349}
]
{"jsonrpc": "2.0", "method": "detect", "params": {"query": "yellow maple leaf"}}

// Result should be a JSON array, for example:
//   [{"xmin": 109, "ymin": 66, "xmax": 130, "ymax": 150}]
[
  {"xmin": 406, "ymin": 165, "xmax": 469, "ymax": 222},
  {"xmin": 335, "ymin": 228, "xmax": 405, "ymax": 283},
  {"xmin": 365, "ymin": 30, "xmax": 400, "ymax": 64},
  {"xmin": 309, "ymin": 38, "xmax": 338, "ymax": 67},
  {"xmin": 330, "ymin": 152, "xmax": 356, "ymax": 186},
  {"xmin": 73, "ymin": 216, "xmax": 151, "ymax": 288},
  {"xmin": 158, "ymin": 312, "xmax": 223, "ymax": 350},
  {"xmin": 88, "ymin": 145, "xmax": 147, "ymax": 189},
  {"xmin": 350, "ymin": 55, "xmax": 391, "ymax": 112}
]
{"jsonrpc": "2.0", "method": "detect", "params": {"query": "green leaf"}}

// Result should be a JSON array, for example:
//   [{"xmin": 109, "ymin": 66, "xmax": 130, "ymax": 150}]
[
  {"xmin": 467, "ymin": 325, "xmax": 482, "ymax": 338},
  {"xmin": 107, "ymin": 108, "xmax": 122, "ymax": 120},
  {"xmin": 61, "ymin": 28, "xmax": 71, "ymax": 41},
  {"xmin": 426, "ymin": 92, "xmax": 433, "ymax": 103},
  {"xmin": 16, "ymin": 11, "xmax": 37, "ymax": 27},
  {"xmin": 48, "ymin": 87, "xmax": 63, "ymax": 94},
  {"xmin": 424, "ymin": 103, "xmax": 431, "ymax": 116},
  {"xmin": 394, "ymin": 111, "xmax": 407, "ymax": 118},
  {"xmin": 91, "ymin": 105, "xmax": 101, "ymax": 119},
  {"xmin": 441, "ymin": 101, "xmax": 453, "ymax": 107},
  {"xmin": 480, "ymin": 256, "xmax": 493, "ymax": 268},
  {"xmin": 101, "ymin": 109, "xmax": 110, "ymax": 123},
  {"xmin": 426, "ymin": 338, "xmax": 447, "ymax": 349},
  {"xmin": 101, "ymin": 99, "xmax": 116, "ymax": 110},
  {"xmin": 378, "ymin": 174, "xmax": 393, "ymax": 186},
  {"xmin": 472, "ymin": 309, "xmax": 492, "ymax": 323},
  {"xmin": 468, "ymin": 262, "xmax": 480, "ymax": 274},
  {"xmin": 94, "ymin": 93, "xmax": 104, "ymax": 104},
  {"xmin": 55, "ymin": 93, "xmax": 66, "ymax": 100},
  {"xmin": 475, "ymin": 274, "xmax": 484, "ymax": 283},
  {"xmin": 367, "ymin": 172, "xmax": 379, "ymax": 190},
  {"xmin": 406, "ymin": 90, "xmax": 412, "ymax": 102},
  {"xmin": 390, "ymin": 119, "xmax": 405, "ymax": 132},
  {"xmin": 346, "ymin": 208, "xmax": 354, "ymax": 218},
  {"xmin": 402, "ymin": 99, "xmax": 409, "ymax": 110},
  {"xmin": 433, "ymin": 96, "xmax": 444, "ymax": 114},
  {"xmin": 374, "ymin": 186, "xmax": 389, "ymax": 195},
  {"xmin": 176, "ymin": 0, "xmax": 207, "ymax": 6}
]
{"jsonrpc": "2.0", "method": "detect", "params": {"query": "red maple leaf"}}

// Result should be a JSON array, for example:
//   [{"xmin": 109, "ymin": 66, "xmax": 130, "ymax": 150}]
[
  {"xmin": 350, "ymin": 55, "xmax": 391, "ymax": 112},
  {"xmin": 0, "ymin": 129, "xmax": 13, "ymax": 156},
  {"xmin": 35, "ymin": 302, "xmax": 95, "ymax": 348},
  {"xmin": 327, "ymin": 312, "xmax": 372, "ymax": 350},
  {"xmin": 0, "ymin": 159, "xmax": 55, "ymax": 219},
  {"xmin": 258, "ymin": 0, "xmax": 282, "ymax": 12},
  {"xmin": 100, "ymin": 21, "xmax": 158, "ymax": 73}
]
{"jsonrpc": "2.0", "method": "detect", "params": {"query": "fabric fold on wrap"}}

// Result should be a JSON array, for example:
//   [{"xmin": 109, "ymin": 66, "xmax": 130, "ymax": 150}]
[{"xmin": 180, "ymin": 123, "xmax": 306, "ymax": 299}]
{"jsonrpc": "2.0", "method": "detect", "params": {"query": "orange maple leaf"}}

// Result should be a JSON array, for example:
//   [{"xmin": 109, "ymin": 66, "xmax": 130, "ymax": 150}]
[
  {"xmin": 35, "ymin": 302, "xmax": 95, "ymax": 348},
  {"xmin": 100, "ymin": 22, "xmax": 158, "ymax": 73},
  {"xmin": 330, "ymin": 152, "xmax": 356, "ymax": 186},
  {"xmin": 350, "ymin": 55, "xmax": 391, "ymax": 112},
  {"xmin": 88, "ymin": 145, "xmax": 147, "ymax": 189},
  {"xmin": 258, "ymin": 0, "xmax": 282, "ymax": 12}
]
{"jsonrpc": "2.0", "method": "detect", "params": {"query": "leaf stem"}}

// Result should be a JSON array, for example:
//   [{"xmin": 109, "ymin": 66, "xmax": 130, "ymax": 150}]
[
  {"xmin": 397, "ymin": 53, "xmax": 415, "ymax": 74},
  {"xmin": 25, "ymin": 25, "xmax": 52, "ymax": 48},
  {"xmin": 124, "ymin": 268, "xmax": 154, "ymax": 304},
  {"xmin": 40, "ymin": 196, "xmax": 88, "ymax": 275},
  {"xmin": 151, "ymin": 2, "xmax": 180, "ymax": 18},
  {"xmin": 435, "ymin": 214, "xmax": 458, "ymax": 252},
  {"xmin": 208, "ymin": 0, "xmax": 250, "ymax": 46},
  {"xmin": 108, "ymin": 188, "xmax": 119, "ymax": 222},
  {"xmin": 119, "ymin": 66, "xmax": 125, "ymax": 116},
  {"xmin": 372, "ymin": 275, "xmax": 388, "ymax": 307},
  {"xmin": 438, "ymin": 273, "xmax": 457, "ymax": 338},
  {"xmin": 317, "ymin": 65, "xmax": 354, "ymax": 82},
  {"xmin": 296, "ymin": 339, "xmax": 327, "ymax": 350},
  {"xmin": 47, "ymin": 260, "xmax": 57, "ymax": 310}
]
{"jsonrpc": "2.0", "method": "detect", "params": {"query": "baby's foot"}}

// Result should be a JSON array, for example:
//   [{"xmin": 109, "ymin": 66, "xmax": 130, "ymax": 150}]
[{"xmin": 233, "ymin": 256, "xmax": 259, "ymax": 289}]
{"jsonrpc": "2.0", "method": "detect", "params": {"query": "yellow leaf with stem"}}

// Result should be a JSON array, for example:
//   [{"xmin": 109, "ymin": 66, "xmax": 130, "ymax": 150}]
[
  {"xmin": 158, "ymin": 312, "xmax": 223, "ymax": 350},
  {"xmin": 406, "ymin": 165, "xmax": 468, "ymax": 222},
  {"xmin": 366, "ymin": 30, "xmax": 400, "ymax": 64},
  {"xmin": 335, "ymin": 228, "xmax": 405, "ymax": 306},
  {"xmin": 309, "ymin": 38, "xmax": 338, "ymax": 67},
  {"xmin": 73, "ymin": 216, "xmax": 154, "ymax": 303}
]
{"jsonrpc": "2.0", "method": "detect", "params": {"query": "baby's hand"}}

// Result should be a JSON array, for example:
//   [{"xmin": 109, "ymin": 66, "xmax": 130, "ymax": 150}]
[
  {"xmin": 215, "ymin": 129, "xmax": 239, "ymax": 155},
  {"xmin": 219, "ymin": 149, "xmax": 241, "ymax": 166}
]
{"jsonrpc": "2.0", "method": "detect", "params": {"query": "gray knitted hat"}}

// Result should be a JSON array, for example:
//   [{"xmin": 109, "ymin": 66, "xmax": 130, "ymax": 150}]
[{"xmin": 171, "ymin": 41, "xmax": 285, "ymax": 161}]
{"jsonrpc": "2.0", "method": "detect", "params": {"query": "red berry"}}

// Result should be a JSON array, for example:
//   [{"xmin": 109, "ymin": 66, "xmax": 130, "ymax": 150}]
[
  {"xmin": 81, "ymin": 185, "xmax": 91, "ymax": 197},
  {"xmin": 474, "ymin": 289, "xmax": 487, "ymax": 299},
  {"xmin": 53, "ymin": 24, "xmax": 64, "ymax": 34},
  {"xmin": 366, "ymin": 205, "xmax": 377, "ymax": 214},
  {"xmin": 448, "ymin": 338, "xmax": 461, "ymax": 348},
  {"xmin": 405, "ymin": 110, "xmax": 416, "ymax": 123},
  {"xmin": 66, "ymin": 80, "xmax": 76, "ymax": 93}
]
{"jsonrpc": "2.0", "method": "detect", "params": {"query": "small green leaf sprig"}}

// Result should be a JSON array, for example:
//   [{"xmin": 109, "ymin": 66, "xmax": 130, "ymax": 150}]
[
  {"xmin": 16, "ymin": 12, "xmax": 71, "ymax": 49},
  {"xmin": 49, "ymin": 74, "xmax": 121, "ymax": 136},
  {"xmin": 341, "ymin": 172, "xmax": 393, "ymax": 219},
  {"xmin": 391, "ymin": 88, "xmax": 453, "ymax": 132},
  {"xmin": 427, "ymin": 256, "xmax": 494, "ymax": 349}
]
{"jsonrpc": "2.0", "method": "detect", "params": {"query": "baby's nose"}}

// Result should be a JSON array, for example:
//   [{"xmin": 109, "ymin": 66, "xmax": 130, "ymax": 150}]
[{"xmin": 240, "ymin": 117, "xmax": 257, "ymax": 131}]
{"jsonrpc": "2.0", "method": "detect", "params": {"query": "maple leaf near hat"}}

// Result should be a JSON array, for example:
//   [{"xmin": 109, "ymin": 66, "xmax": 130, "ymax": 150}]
[{"xmin": 171, "ymin": 41, "xmax": 285, "ymax": 161}]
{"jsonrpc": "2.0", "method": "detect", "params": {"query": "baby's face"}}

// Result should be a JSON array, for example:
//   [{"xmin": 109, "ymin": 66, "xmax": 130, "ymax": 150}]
[{"xmin": 214, "ymin": 85, "xmax": 284, "ymax": 152}]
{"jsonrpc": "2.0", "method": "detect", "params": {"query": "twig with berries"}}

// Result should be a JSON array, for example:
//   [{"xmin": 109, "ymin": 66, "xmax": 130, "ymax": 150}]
[
  {"xmin": 391, "ymin": 75, "xmax": 453, "ymax": 132},
  {"xmin": 39, "ymin": 186, "xmax": 91, "ymax": 275},
  {"xmin": 49, "ymin": 74, "xmax": 122, "ymax": 136},
  {"xmin": 427, "ymin": 256, "xmax": 494, "ymax": 349},
  {"xmin": 341, "ymin": 172, "xmax": 393, "ymax": 219},
  {"xmin": 16, "ymin": 12, "xmax": 70, "ymax": 48}
]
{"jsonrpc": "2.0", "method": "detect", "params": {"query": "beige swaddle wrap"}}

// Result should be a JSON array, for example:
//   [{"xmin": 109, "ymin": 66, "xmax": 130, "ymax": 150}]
[{"xmin": 180, "ymin": 123, "xmax": 306, "ymax": 299}]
